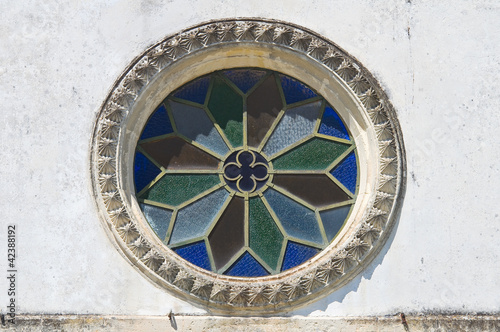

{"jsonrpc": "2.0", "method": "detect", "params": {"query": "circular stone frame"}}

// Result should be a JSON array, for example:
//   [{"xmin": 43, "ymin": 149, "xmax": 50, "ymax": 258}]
[{"xmin": 90, "ymin": 19, "xmax": 406, "ymax": 314}]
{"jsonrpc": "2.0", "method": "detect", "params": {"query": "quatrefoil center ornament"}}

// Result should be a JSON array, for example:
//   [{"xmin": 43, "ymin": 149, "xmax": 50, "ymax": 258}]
[{"xmin": 223, "ymin": 150, "xmax": 270, "ymax": 193}]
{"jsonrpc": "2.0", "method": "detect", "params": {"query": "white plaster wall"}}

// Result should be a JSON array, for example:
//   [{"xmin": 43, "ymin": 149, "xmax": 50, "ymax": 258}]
[{"xmin": 0, "ymin": 0, "xmax": 499, "ymax": 316}]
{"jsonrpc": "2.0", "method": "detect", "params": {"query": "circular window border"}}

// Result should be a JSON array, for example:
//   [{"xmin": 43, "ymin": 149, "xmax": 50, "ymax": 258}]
[{"xmin": 90, "ymin": 18, "xmax": 406, "ymax": 314}]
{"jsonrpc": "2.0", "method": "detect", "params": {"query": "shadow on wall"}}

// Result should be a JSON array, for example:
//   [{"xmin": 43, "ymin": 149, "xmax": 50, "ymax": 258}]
[{"xmin": 288, "ymin": 210, "xmax": 405, "ymax": 316}]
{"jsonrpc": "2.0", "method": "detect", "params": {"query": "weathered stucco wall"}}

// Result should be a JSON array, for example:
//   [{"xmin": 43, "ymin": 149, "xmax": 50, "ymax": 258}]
[{"xmin": 1, "ymin": 0, "xmax": 499, "ymax": 325}]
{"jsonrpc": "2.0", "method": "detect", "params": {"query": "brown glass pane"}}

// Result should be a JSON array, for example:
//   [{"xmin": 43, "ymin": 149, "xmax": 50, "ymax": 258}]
[
  {"xmin": 141, "ymin": 136, "xmax": 220, "ymax": 170},
  {"xmin": 208, "ymin": 196, "xmax": 245, "ymax": 270},
  {"xmin": 247, "ymin": 75, "xmax": 283, "ymax": 148},
  {"xmin": 272, "ymin": 174, "xmax": 350, "ymax": 208}
]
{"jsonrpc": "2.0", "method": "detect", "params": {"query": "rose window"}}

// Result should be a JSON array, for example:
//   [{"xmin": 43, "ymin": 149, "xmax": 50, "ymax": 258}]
[{"xmin": 134, "ymin": 69, "xmax": 358, "ymax": 276}]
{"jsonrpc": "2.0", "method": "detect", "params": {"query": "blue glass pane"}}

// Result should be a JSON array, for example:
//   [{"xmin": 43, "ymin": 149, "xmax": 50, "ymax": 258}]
[
  {"xmin": 140, "ymin": 105, "xmax": 174, "ymax": 140},
  {"xmin": 330, "ymin": 151, "xmax": 358, "ymax": 194},
  {"xmin": 281, "ymin": 241, "xmax": 319, "ymax": 271},
  {"xmin": 172, "ymin": 76, "xmax": 210, "ymax": 104},
  {"xmin": 320, "ymin": 205, "xmax": 352, "ymax": 241},
  {"xmin": 134, "ymin": 152, "xmax": 161, "ymax": 193},
  {"xmin": 169, "ymin": 188, "xmax": 229, "ymax": 245},
  {"xmin": 223, "ymin": 69, "xmax": 266, "ymax": 93},
  {"xmin": 318, "ymin": 105, "xmax": 350, "ymax": 140},
  {"xmin": 225, "ymin": 252, "xmax": 269, "ymax": 277},
  {"xmin": 279, "ymin": 74, "xmax": 317, "ymax": 104},
  {"xmin": 263, "ymin": 188, "xmax": 323, "ymax": 245},
  {"xmin": 140, "ymin": 203, "xmax": 172, "ymax": 241},
  {"xmin": 169, "ymin": 100, "xmax": 229, "ymax": 157},
  {"xmin": 174, "ymin": 241, "xmax": 211, "ymax": 271},
  {"xmin": 263, "ymin": 100, "xmax": 322, "ymax": 157}
]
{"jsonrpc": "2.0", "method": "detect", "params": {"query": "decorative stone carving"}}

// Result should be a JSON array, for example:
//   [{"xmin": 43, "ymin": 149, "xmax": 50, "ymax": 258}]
[{"xmin": 90, "ymin": 19, "xmax": 405, "ymax": 314}]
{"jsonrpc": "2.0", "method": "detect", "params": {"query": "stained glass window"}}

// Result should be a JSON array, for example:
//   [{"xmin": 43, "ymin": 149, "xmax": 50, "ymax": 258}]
[{"xmin": 134, "ymin": 69, "xmax": 358, "ymax": 277}]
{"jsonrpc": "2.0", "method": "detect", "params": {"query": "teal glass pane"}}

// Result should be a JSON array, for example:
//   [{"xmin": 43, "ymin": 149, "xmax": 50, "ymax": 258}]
[
  {"xmin": 174, "ymin": 241, "xmax": 211, "ymax": 271},
  {"xmin": 169, "ymin": 100, "xmax": 229, "ymax": 157},
  {"xmin": 140, "ymin": 174, "xmax": 220, "ymax": 206},
  {"xmin": 140, "ymin": 105, "xmax": 174, "ymax": 140},
  {"xmin": 281, "ymin": 241, "xmax": 319, "ymax": 272},
  {"xmin": 320, "ymin": 205, "xmax": 352, "ymax": 241},
  {"xmin": 173, "ymin": 76, "xmax": 210, "ymax": 104},
  {"xmin": 140, "ymin": 203, "xmax": 172, "ymax": 241},
  {"xmin": 263, "ymin": 188, "xmax": 323, "ymax": 245},
  {"xmin": 318, "ymin": 105, "xmax": 350, "ymax": 140},
  {"xmin": 330, "ymin": 151, "xmax": 358, "ymax": 194},
  {"xmin": 225, "ymin": 252, "xmax": 269, "ymax": 277},
  {"xmin": 249, "ymin": 197, "xmax": 283, "ymax": 270},
  {"xmin": 169, "ymin": 189, "xmax": 229, "ymax": 245},
  {"xmin": 272, "ymin": 138, "xmax": 350, "ymax": 170},
  {"xmin": 223, "ymin": 69, "xmax": 266, "ymax": 93},
  {"xmin": 279, "ymin": 74, "xmax": 317, "ymax": 104},
  {"xmin": 134, "ymin": 151, "xmax": 161, "ymax": 193},
  {"xmin": 263, "ymin": 100, "xmax": 322, "ymax": 157},
  {"xmin": 207, "ymin": 76, "xmax": 243, "ymax": 147}
]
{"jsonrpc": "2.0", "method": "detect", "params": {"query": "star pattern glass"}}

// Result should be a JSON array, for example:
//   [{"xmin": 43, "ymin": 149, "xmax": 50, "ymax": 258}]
[{"xmin": 134, "ymin": 69, "xmax": 359, "ymax": 276}]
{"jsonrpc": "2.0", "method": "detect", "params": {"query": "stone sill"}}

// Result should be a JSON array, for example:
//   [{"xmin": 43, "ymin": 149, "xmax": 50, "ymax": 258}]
[{"xmin": 1, "ymin": 314, "xmax": 500, "ymax": 331}]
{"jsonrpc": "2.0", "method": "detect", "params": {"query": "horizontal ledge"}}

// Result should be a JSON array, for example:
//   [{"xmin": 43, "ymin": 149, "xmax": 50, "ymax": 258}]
[{"xmin": 4, "ymin": 314, "xmax": 500, "ymax": 331}]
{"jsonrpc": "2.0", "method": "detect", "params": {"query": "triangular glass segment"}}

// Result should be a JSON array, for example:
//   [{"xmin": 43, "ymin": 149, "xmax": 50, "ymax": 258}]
[
  {"xmin": 223, "ymin": 69, "xmax": 266, "ymax": 93},
  {"xmin": 174, "ymin": 241, "xmax": 211, "ymax": 271},
  {"xmin": 281, "ymin": 241, "xmax": 319, "ymax": 272},
  {"xmin": 139, "ymin": 203, "xmax": 172, "ymax": 241},
  {"xmin": 140, "ymin": 105, "xmax": 174, "ymax": 140},
  {"xmin": 318, "ymin": 105, "xmax": 350, "ymax": 140},
  {"xmin": 279, "ymin": 74, "xmax": 317, "ymax": 104},
  {"xmin": 172, "ymin": 76, "xmax": 210, "ymax": 104},
  {"xmin": 133, "ymin": 151, "xmax": 161, "ymax": 193},
  {"xmin": 320, "ymin": 205, "xmax": 352, "ymax": 241},
  {"xmin": 225, "ymin": 252, "xmax": 269, "ymax": 277},
  {"xmin": 330, "ymin": 151, "xmax": 358, "ymax": 194}
]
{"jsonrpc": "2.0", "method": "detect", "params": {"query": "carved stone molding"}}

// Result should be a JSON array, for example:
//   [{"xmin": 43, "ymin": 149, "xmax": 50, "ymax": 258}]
[{"xmin": 90, "ymin": 19, "xmax": 405, "ymax": 314}]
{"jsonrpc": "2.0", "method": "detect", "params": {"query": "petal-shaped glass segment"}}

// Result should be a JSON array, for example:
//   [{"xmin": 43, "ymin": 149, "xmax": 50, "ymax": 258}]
[
  {"xmin": 330, "ymin": 151, "xmax": 358, "ymax": 194},
  {"xmin": 140, "ymin": 203, "xmax": 172, "ymax": 241},
  {"xmin": 272, "ymin": 138, "xmax": 350, "ymax": 170},
  {"xmin": 140, "ymin": 174, "xmax": 220, "ymax": 207},
  {"xmin": 281, "ymin": 241, "xmax": 319, "ymax": 272},
  {"xmin": 247, "ymin": 75, "xmax": 283, "ymax": 148},
  {"xmin": 208, "ymin": 196, "xmax": 245, "ymax": 270},
  {"xmin": 172, "ymin": 76, "xmax": 210, "ymax": 104},
  {"xmin": 169, "ymin": 188, "xmax": 229, "ymax": 245},
  {"xmin": 279, "ymin": 74, "xmax": 317, "ymax": 104},
  {"xmin": 223, "ymin": 69, "xmax": 266, "ymax": 94},
  {"xmin": 262, "ymin": 100, "xmax": 322, "ymax": 157},
  {"xmin": 207, "ymin": 76, "xmax": 243, "ymax": 147},
  {"xmin": 169, "ymin": 100, "xmax": 229, "ymax": 157},
  {"xmin": 174, "ymin": 241, "xmax": 212, "ymax": 271},
  {"xmin": 140, "ymin": 137, "xmax": 220, "ymax": 170},
  {"xmin": 249, "ymin": 197, "xmax": 283, "ymax": 270},
  {"xmin": 140, "ymin": 104, "xmax": 174, "ymax": 140},
  {"xmin": 272, "ymin": 174, "xmax": 350, "ymax": 208},
  {"xmin": 134, "ymin": 151, "xmax": 161, "ymax": 193},
  {"xmin": 225, "ymin": 252, "xmax": 269, "ymax": 277},
  {"xmin": 318, "ymin": 105, "xmax": 350, "ymax": 140},
  {"xmin": 263, "ymin": 188, "xmax": 323, "ymax": 245}
]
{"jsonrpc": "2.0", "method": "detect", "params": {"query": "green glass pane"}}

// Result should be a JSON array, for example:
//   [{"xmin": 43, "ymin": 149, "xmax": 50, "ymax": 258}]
[
  {"xmin": 207, "ymin": 76, "xmax": 243, "ymax": 147},
  {"xmin": 272, "ymin": 138, "xmax": 350, "ymax": 170},
  {"xmin": 249, "ymin": 197, "xmax": 283, "ymax": 270},
  {"xmin": 140, "ymin": 174, "xmax": 220, "ymax": 206}
]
